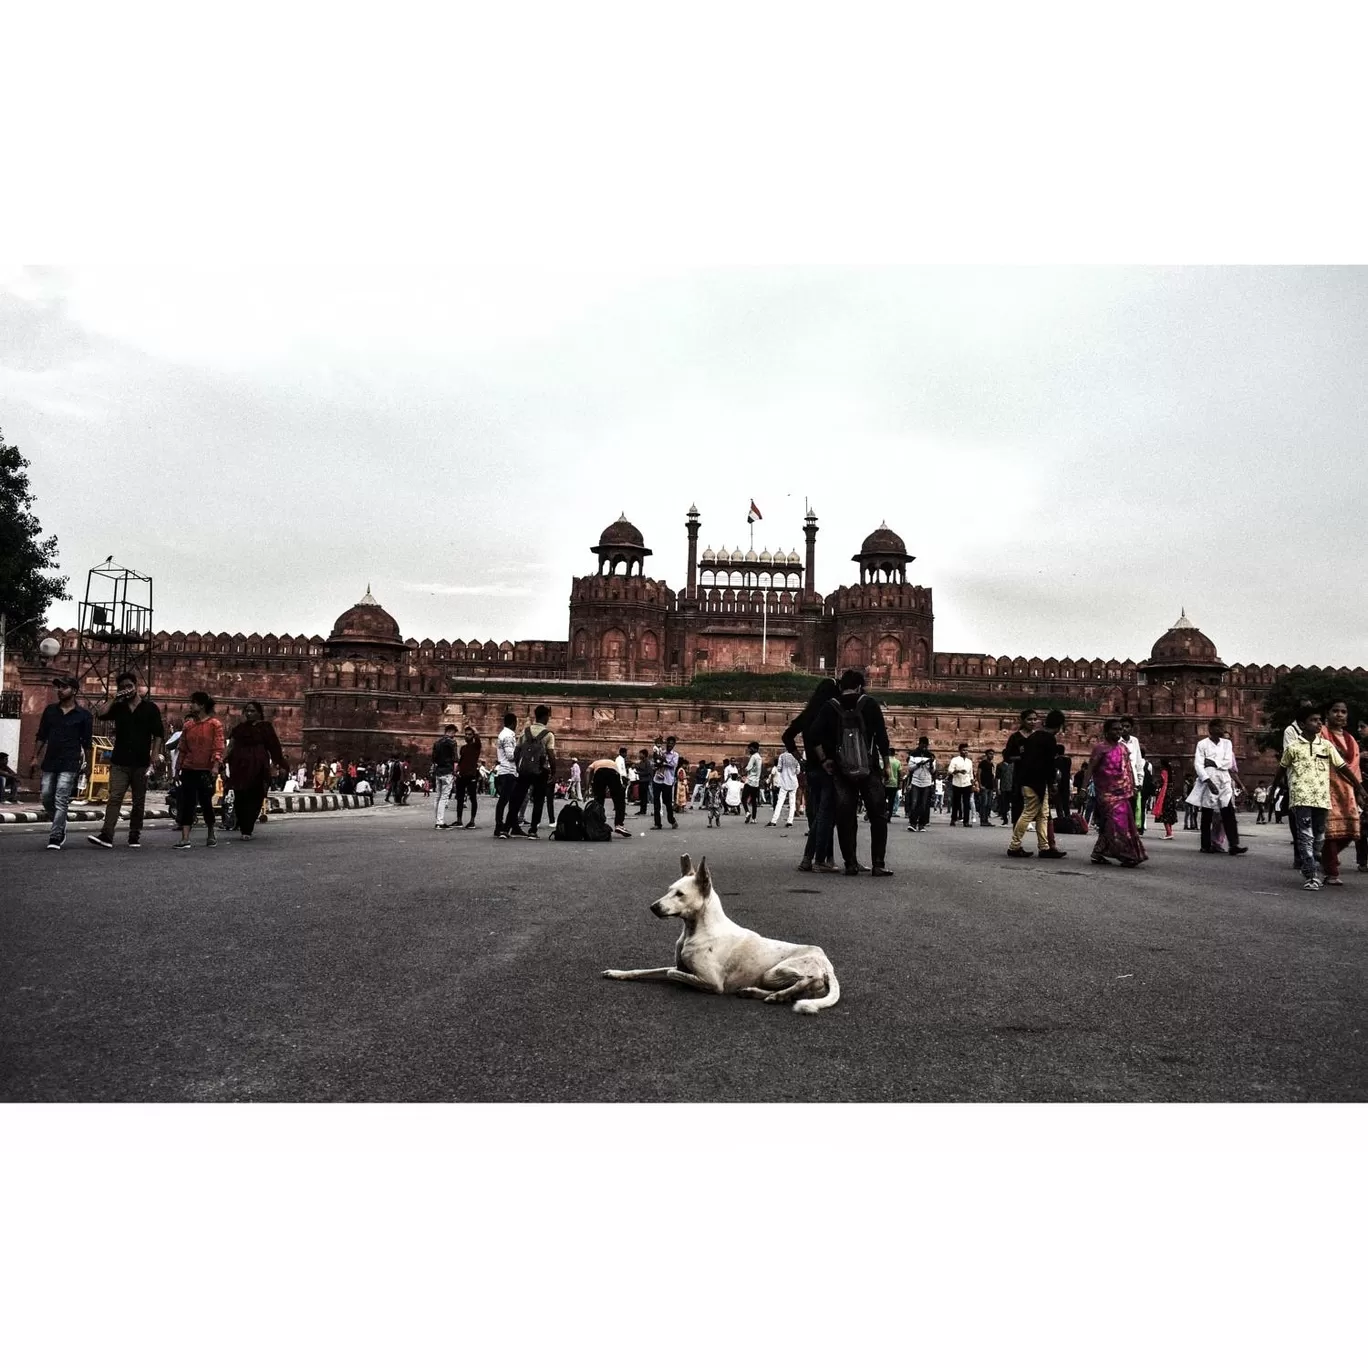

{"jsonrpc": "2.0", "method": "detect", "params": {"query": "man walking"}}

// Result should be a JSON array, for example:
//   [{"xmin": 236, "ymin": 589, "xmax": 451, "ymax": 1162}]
[
  {"xmin": 903, "ymin": 738, "xmax": 935, "ymax": 831},
  {"xmin": 567, "ymin": 756, "xmax": 583, "ymax": 804},
  {"xmin": 493, "ymin": 711, "xmax": 519, "ymax": 838},
  {"xmin": 1007, "ymin": 710, "xmax": 1068, "ymax": 859},
  {"xmin": 456, "ymin": 725, "xmax": 482, "ymax": 827},
  {"xmin": 946, "ymin": 742, "xmax": 975, "ymax": 827},
  {"xmin": 975, "ymin": 748, "xmax": 998, "ymax": 827},
  {"xmin": 172, "ymin": 691, "xmax": 224, "ymax": 850},
  {"xmin": 884, "ymin": 749, "xmax": 902, "ymax": 824},
  {"xmin": 1001, "ymin": 708, "xmax": 1038, "ymax": 826},
  {"xmin": 430, "ymin": 723, "xmax": 458, "ymax": 829},
  {"xmin": 768, "ymin": 746, "xmax": 801, "ymax": 826},
  {"xmin": 31, "ymin": 676, "xmax": 93, "ymax": 850},
  {"xmin": 810, "ymin": 669, "xmax": 893, "ymax": 877},
  {"xmin": 1194, "ymin": 719, "xmax": 1248, "ymax": 855},
  {"xmin": 87, "ymin": 671, "xmax": 164, "ymax": 849},
  {"xmin": 1277, "ymin": 705, "xmax": 1366, "ymax": 890}
]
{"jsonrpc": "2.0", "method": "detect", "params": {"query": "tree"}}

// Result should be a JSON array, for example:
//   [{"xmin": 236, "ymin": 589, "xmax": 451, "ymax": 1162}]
[
  {"xmin": 1256, "ymin": 669, "xmax": 1368, "ymax": 751},
  {"xmin": 0, "ymin": 429, "xmax": 67, "ymax": 658}
]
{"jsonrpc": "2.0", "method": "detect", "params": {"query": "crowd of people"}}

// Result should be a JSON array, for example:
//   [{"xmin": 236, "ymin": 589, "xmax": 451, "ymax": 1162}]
[{"xmin": 22, "ymin": 670, "xmax": 1368, "ymax": 890}]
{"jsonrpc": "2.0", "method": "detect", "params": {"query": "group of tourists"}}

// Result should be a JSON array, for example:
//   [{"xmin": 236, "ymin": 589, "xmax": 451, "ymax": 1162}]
[{"xmin": 22, "ymin": 668, "xmax": 1368, "ymax": 890}]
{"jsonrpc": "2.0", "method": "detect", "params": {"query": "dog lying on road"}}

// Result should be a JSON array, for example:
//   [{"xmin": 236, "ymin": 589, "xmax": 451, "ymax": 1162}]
[{"xmin": 603, "ymin": 854, "xmax": 841, "ymax": 1014}]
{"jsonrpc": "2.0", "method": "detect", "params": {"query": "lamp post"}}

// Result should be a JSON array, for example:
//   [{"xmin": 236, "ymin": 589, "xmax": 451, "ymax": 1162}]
[{"xmin": 0, "ymin": 613, "xmax": 59, "ymax": 693}]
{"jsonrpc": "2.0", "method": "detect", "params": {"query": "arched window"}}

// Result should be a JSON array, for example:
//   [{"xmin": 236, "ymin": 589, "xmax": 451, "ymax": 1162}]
[{"xmin": 601, "ymin": 628, "xmax": 627, "ymax": 660}]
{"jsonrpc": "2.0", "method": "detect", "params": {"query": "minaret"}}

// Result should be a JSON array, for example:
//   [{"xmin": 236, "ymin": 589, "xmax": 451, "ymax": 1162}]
[
  {"xmin": 803, "ymin": 509, "xmax": 819, "ymax": 595},
  {"xmin": 685, "ymin": 504, "xmax": 701, "ymax": 597}
]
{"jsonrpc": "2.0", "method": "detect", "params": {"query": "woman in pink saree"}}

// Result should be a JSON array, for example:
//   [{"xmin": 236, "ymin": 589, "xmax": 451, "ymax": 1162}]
[{"xmin": 1084, "ymin": 717, "xmax": 1148, "ymax": 867}]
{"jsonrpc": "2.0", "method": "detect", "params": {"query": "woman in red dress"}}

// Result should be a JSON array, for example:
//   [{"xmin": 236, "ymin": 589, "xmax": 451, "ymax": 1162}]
[{"xmin": 223, "ymin": 701, "xmax": 287, "ymax": 840}]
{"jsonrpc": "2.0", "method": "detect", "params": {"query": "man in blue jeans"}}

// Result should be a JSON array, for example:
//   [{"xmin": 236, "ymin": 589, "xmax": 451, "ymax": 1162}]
[{"xmin": 31, "ymin": 677, "xmax": 93, "ymax": 850}]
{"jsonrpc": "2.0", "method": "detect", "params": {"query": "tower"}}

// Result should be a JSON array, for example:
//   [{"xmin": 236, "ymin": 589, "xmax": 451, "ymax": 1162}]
[
  {"xmin": 803, "ymin": 509, "xmax": 819, "ymax": 596},
  {"xmin": 685, "ymin": 504, "xmax": 700, "ymax": 596}
]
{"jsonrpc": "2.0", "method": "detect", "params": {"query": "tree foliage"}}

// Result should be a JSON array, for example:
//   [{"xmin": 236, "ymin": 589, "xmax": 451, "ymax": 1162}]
[
  {"xmin": 1256, "ymin": 669, "xmax": 1368, "ymax": 751},
  {"xmin": 0, "ymin": 430, "xmax": 67, "ymax": 656}
]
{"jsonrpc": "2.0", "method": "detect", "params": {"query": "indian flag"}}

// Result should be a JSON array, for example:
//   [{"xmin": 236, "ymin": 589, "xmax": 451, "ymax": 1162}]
[{"xmin": 747, "ymin": 499, "xmax": 762, "ymax": 523}]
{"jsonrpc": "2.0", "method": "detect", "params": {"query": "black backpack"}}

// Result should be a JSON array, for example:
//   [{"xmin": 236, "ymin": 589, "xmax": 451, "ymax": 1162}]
[
  {"xmin": 516, "ymin": 726, "xmax": 551, "ymax": 778},
  {"xmin": 581, "ymin": 798, "xmax": 613, "ymax": 841},
  {"xmin": 829, "ymin": 695, "xmax": 872, "ymax": 779},
  {"xmin": 552, "ymin": 803, "xmax": 585, "ymax": 842}
]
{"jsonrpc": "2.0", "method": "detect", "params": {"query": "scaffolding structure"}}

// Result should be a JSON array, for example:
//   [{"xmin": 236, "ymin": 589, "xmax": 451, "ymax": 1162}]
[{"xmin": 74, "ymin": 558, "xmax": 154, "ymax": 700}]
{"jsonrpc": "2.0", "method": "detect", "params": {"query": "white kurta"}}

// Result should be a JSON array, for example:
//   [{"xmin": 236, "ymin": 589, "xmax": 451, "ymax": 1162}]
[{"xmin": 1188, "ymin": 737, "xmax": 1235, "ymax": 809}]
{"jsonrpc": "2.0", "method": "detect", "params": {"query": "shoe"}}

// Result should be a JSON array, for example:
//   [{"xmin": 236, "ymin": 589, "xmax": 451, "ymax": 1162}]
[
  {"xmin": 906, "ymin": 825, "xmax": 916, "ymax": 832},
  {"xmin": 1162, "ymin": 834, "xmax": 1173, "ymax": 840},
  {"xmin": 613, "ymin": 825, "xmax": 631, "ymax": 838},
  {"xmin": 815, "ymin": 861, "xmax": 838, "ymax": 873},
  {"xmin": 435, "ymin": 823, "xmax": 444, "ymax": 829},
  {"xmin": 128, "ymin": 840, "xmax": 141, "ymax": 849},
  {"xmin": 766, "ymin": 821, "xmax": 777, "ymax": 827},
  {"xmin": 206, "ymin": 836, "xmax": 217, "ymax": 847},
  {"xmin": 1302, "ymin": 878, "xmax": 1322, "ymax": 891},
  {"xmin": 784, "ymin": 821, "xmax": 793, "ymax": 827},
  {"xmin": 1038, "ymin": 849, "xmax": 1068, "ymax": 859},
  {"xmin": 871, "ymin": 865, "xmax": 893, "ymax": 877},
  {"xmin": 1091, "ymin": 855, "xmax": 1110, "ymax": 865},
  {"xmin": 87, "ymin": 834, "xmax": 115, "ymax": 849},
  {"xmin": 497, "ymin": 832, "xmax": 509, "ymax": 840},
  {"xmin": 1006, "ymin": 847, "xmax": 1032, "ymax": 858},
  {"xmin": 843, "ymin": 864, "xmax": 862, "ymax": 875},
  {"xmin": 1325, "ymin": 877, "xmax": 1344, "ymax": 886},
  {"xmin": 526, "ymin": 831, "xmax": 539, "ymax": 840},
  {"xmin": 47, "ymin": 839, "xmax": 63, "ymax": 850},
  {"xmin": 797, "ymin": 859, "xmax": 814, "ymax": 872},
  {"xmin": 1358, "ymin": 865, "xmax": 1368, "ymax": 873},
  {"xmin": 670, "ymin": 821, "xmax": 678, "ymax": 829},
  {"xmin": 173, "ymin": 839, "xmax": 191, "ymax": 849},
  {"xmin": 464, "ymin": 822, "xmax": 477, "ymax": 829},
  {"xmin": 1229, "ymin": 846, "xmax": 1248, "ymax": 855},
  {"xmin": 654, "ymin": 823, "xmax": 663, "ymax": 830}
]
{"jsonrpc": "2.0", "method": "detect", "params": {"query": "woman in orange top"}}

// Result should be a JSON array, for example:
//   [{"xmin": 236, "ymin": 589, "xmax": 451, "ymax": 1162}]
[
  {"xmin": 173, "ymin": 691, "xmax": 225, "ymax": 849},
  {"xmin": 1322, "ymin": 699, "xmax": 1361, "ymax": 885}
]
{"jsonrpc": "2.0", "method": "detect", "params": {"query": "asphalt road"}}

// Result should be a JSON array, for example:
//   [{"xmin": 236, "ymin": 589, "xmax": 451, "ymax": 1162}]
[{"xmin": 2, "ymin": 801, "xmax": 1364, "ymax": 1102}]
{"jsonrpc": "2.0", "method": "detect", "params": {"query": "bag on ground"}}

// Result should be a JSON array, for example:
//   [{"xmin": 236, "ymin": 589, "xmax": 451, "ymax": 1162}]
[
  {"xmin": 553, "ymin": 803, "xmax": 586, "ymax": 841},
  {"xmin": 581, "ymin": 799, "xmax": 613, "ymax": 841}
]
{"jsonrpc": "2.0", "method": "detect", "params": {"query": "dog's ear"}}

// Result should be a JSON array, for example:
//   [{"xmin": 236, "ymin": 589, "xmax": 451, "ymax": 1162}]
[
  {"xmin": 694, "ymin": 857, "xmax": 711, "ymax": 896},
  {"xmin": 679, "ymin": 853, "xmax": 694, "ymax": 877}
]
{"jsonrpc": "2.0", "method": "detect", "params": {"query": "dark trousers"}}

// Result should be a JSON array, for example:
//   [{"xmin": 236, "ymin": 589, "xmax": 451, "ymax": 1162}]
[
  {"xmin": 100, "ymin": 763, "xmax": 150, "ymax": 841},
  {"xmin": 177, "ymin": 769, "xmax": 216, "ymax": 830},
  {"xmin": 494, "ymin": 773, "xmax": 517, "ymax": 833},
  {"xmin": 949, "ymin": 786, "xmax": 972, "ymax": 824},
  {"xmin": 906, "ymin": 785, "xmax": 932, "ymax": 829},
  {"xmin": 509, "ymin": 774, "xmax": 548, "ymax": 833},
  {"xmin": 1200, "ymin": 804, "xmax": 1240, "ymax": 851},
  {"xmin": 652, "ymin": 780, "xmax": 676, "ymax": 827},
  {"xmin": 456, "ymin": 775, "xmax": 479, "ymax": 823},
  {"xmin": 591, "ymin": 767, "xmax": 626, "ymax": 827},
  {"xmin": 802, "ymin": 768, "xmax": 836, "ymax": 863},
  {"xmin": 976, "ymin": 789, "xmax": 996, "ymax": 826},
  {"xmin": 834, "ymin": 773, "xmax": 888, "ymax": 869},
  {"xmin": 741, "ymin": 784, "xmax": 760, "ymax": 819},
  {"xmin": 233, "ymin": 781, "xmax": 268, "ymax": 835}
]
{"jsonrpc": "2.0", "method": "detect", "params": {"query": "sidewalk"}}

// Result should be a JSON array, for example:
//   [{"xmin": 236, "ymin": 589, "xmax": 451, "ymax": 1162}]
[{"xmin": 0, "ymin": 793, "xmax": 375, "ymax": 824}]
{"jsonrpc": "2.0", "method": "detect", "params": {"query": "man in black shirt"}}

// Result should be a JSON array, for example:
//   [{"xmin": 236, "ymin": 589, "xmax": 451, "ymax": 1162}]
[
  {"xmin": 1007, "ymin": 709, "xmax": 1067, "ymax": 859},
  {"xmin": 431, "ymin": 723, "xmax": 458, "ymax": 829},
  {"xmin": 783, "ymin": 679, "xmax": 840, "ymax": 872},
  {"xmin": 976, "ymin": 748, "xmax": 997, "ymax": 827},
  {"xmin": 807, "ymin": 669, "xmax": 893, "ymax": 877},
  {"xmin": 87, "ymin": 671, "xmax": 165, "ymax": 849},
  {"xmin": 32, "ymin": 676, "xmax": 94, "ymax": 850},
  {"xmin": 1000, "ymin": 707, "xmax": 1039, "ymax": 827}
]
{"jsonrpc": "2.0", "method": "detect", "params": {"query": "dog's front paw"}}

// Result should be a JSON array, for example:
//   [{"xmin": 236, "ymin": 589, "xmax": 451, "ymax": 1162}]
[{"xmin": 602, "ymin": 970, "xmax": 625, "ymax": 979}]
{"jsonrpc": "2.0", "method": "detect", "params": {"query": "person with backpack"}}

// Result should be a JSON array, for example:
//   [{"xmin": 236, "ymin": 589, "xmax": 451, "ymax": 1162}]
[
  {"xmin": 505, "ymin": 704, "xmax": 555, "ymax": 840},
  {"xmin": 808, "ymin": 669, "xmax": 893, "ymax": 877}
]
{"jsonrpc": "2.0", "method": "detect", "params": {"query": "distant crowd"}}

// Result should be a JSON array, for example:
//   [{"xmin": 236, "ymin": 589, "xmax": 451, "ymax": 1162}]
[{"xmin": 20, "ymin": 668, "xmax": 1367, "ymax": 890}]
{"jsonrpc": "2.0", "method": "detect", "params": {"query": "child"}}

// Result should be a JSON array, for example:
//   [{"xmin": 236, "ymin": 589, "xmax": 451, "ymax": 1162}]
[{"xmin": 704, "ymin": 774, "xmax": 724, "ymax": 828}]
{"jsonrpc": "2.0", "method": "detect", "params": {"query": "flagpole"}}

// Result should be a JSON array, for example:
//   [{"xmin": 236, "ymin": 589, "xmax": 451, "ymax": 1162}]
[{"xmin": 762, "ymin": 589, "xmax": 768, "ymax": 666}]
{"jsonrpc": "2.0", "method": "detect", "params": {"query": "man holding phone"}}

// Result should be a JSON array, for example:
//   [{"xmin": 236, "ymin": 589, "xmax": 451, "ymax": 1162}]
[{"xmin": 87, "ymin": 671, "xmax": 164, "ymax": 849}]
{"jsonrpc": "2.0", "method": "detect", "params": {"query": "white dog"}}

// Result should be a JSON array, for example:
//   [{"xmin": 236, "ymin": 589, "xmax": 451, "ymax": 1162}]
[{"xmin": 603, "ymin": 854, "xmax": 841, "ymax": 1014}]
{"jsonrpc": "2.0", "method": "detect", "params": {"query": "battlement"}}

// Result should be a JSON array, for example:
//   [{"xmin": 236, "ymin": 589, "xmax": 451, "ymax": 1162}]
[
  {"xmin": 827, "ymin": 583, "xmax": 933, "ymax": 614},
  {"xmin": 569, "ymin": 575, "xmax": 675, "ymax": 608}
]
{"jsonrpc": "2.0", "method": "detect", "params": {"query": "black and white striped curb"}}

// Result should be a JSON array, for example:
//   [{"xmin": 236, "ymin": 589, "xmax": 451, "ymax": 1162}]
[{"xmin": 0, "ymin": 793, "xmax": 374, "ymax": 824}]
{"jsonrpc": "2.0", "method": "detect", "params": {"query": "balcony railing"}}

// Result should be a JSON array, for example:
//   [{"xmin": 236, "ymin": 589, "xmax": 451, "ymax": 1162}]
[{"xmin": 1, "ymin": 690, "xmax": 21, "ymax": 719}]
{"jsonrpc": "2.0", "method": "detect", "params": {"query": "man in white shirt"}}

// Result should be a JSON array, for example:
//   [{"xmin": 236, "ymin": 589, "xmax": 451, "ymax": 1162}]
[
  {"xmin": 1119, "ymin": 715, "xmax": 1145, "ymax": 829},
  {"xmin": 768, "ymin": 748, "xmax": 801, "ymax": 826},
  {"xmin": 1191, "ymin": 719, "xmax": 1247, "ymax": 855},
  {"xmin": 742, "ymin": 742, "xmax": 763, "ymax": 823},
  {"xmin": 946, "ymin": 743, "xmax": 975, "ymax": 827},
  {"xmin": 723, "ymin": 775, "xmax": 744, "ymax": 813},
  {"xmin": 493, "ymin": 711, "xmax": 519, "ymax": 838},
  {"xmin": 903, "ymin": 738, "xmax": 935, "ymax": 831}
]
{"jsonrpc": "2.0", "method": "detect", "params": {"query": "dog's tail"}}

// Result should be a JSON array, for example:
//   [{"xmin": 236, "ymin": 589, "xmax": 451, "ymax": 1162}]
[{"xmin": 793, "ymin": 966, "xmax": 841, "ymax": 1014}]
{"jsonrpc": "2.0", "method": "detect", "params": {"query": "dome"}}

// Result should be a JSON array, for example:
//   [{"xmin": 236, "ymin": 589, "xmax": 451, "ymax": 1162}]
[
  {"xmin": 744, "ymin": 547, "xmax": 758, "ymax": 562},
  {"xmin": 701, "ymin": 545, "xmax": 715, "ymax": 560},
  {"xmin": 786, "ymin": 549, "xmax": 801, "ymax": 565},
  {"xmin": 596, "ymin": 513, "xmax": 645, "ymax": 547},
  {"xmin": 859, "ymin": 522, "xmax": 908, "ymax": 557},
  {"xmin": 329, "ymin": 587, "xmax": 403, "ymax": 647},
  {"xmin": 1142, "ymin": 610, "xmax": 1224, "ymax": 668}
]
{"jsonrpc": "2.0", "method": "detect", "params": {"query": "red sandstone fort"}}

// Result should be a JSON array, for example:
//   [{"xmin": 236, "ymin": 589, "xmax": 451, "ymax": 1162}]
[{"xmin": 6, "ymin": 509, "xmax": 1361, "ymax": 781}]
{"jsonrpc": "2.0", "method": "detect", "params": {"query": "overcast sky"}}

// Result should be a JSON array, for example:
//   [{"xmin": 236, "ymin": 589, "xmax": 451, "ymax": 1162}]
[{"xmin": 3, "ymin": 264, "xmax": 1366, "ymax": 670}]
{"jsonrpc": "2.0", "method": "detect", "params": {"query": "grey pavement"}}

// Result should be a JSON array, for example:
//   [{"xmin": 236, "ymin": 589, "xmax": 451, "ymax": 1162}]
[{"xmin": 1, "ymin": 802, "xmax": 1364, "ymax": 1102}]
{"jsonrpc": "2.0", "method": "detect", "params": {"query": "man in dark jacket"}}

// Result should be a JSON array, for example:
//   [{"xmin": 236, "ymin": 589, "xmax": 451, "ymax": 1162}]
[
  {"xmin": 807, "ymin": 669, "xmax": 893, "ymax": 877},
  {"xmin": 782, "ymin": 679, "xmax": 840, "ymax": 872}
]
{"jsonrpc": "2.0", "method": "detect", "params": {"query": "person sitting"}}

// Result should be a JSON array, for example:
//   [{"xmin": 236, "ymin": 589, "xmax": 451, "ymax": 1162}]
[
  {"xmin": 723, "ymin": 775, "xmax": 744, "ymax": 814},
  {"xmin": 0, "ymin": 752, "xmax": 18, "ymax": 802}
]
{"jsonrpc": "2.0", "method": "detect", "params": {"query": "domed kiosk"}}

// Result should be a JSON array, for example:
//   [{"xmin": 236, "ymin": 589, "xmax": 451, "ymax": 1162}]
[
  {"xmin": 591, "ymin": 514, "xmax": 652, "ymax": 578},
  {"xmin": 326, "ymin": 587, "xmax": 407, "ymax": 661},
  {"xmin": 1137, "ymin": 610, "xmax": 1226, "ymax": 685},
  {"xmin": 852, "ymin": 522, "xmax": 915, "ymax": 584}
]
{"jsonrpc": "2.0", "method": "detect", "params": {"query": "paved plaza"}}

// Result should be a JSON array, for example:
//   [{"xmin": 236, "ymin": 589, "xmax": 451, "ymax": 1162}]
[{"xmin": 1, "ymin": 802, "xmax": 1364, "ymax": 1103}]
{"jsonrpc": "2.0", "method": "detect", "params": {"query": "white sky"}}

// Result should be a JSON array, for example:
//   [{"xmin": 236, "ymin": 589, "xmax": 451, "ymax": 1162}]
[{"xmin": 3, "ymin": 8, "xmax": 1366, "ymax": 671}]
